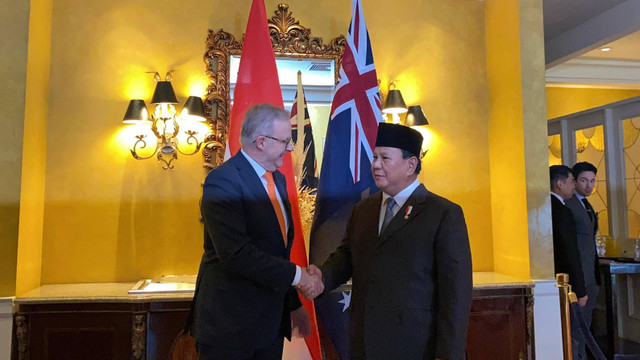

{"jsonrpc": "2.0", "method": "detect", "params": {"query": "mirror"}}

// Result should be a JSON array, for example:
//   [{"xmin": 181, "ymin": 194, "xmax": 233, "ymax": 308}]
[{"xmin": 202, "ymin": 3, "xmax": 345, "ymax": 169}]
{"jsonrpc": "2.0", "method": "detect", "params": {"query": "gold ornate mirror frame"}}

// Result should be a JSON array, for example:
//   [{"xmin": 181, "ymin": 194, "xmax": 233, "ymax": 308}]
[{"xmin": 202, "ymin": 3, "xmax": 345, "ymax": 169}]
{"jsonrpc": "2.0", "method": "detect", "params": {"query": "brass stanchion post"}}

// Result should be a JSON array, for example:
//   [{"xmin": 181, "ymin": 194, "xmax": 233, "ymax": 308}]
[{"xmin": 556, "ymin": 273, "xmax": 574, "ymax": 360}]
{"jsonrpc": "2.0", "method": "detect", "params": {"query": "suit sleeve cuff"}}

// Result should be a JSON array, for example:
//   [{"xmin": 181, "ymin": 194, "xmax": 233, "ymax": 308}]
[{"xmin": 291, "ymin": 265, "xmax": 301, "ymax": 286}]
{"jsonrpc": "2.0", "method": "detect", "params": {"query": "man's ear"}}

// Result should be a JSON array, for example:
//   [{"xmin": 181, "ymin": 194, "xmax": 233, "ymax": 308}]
[
  {"xmin": 406, "ymin": 156, "xmax": 418, "ymax": 175},
  {"xmin": 254, "ymin": 136, "xmax": 265, "ymax": 150}
]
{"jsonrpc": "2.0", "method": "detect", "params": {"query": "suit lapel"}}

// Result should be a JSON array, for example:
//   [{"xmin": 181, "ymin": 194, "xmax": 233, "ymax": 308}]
[
  {"xmin": 235, "ymin": 152, "xmax": 289, "ymax": 249},
  {"xmin": 366, "ymin": 193, "xmax": 384, "ymax": 244},
  {"xmin": 235, "ymin": 153, "xmax": 269, "ymax": 202},
  {"xmin": 376, "ymin": 184, "xmax": 429, "ymax": 248},
  {"xmin": 274, "ymin": 170, "xmax": 294, "ymax": 250},
  {"xmin": 574, "ymin": 197, "xmax": 592, "ymax": 228},
  {"xmin": 571, "ymin": 195, "xmax": 598, "ymax": 236}
]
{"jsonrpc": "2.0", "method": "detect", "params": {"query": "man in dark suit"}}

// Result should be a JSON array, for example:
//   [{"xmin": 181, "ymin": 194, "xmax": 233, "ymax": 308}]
[
  {"xmin": 550, "ymin": 165, "xmax": 588, "ymax": 360},
  {"xmin": 302, "ymin": 123, "xmax": 473, "ymax": 360},
  {"xmin": 565, "ymin": 162, "xmax": 601, "ymax": 358},
  {"xmin": 192, "ymin": 103, "xmax": 317, "ymax": 360}
]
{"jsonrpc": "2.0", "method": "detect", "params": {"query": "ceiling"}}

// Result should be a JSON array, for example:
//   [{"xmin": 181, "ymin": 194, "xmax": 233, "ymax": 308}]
[
  {"xmin": 543, "ymin": 0, "xmax": 640, "ymax": 88},
  {"xmin": 543, "ymin": 0, "xmax": 629, "ymax": 42},
  {"xmin": 580, "ymin": 31, "xmax": 640, "ymax": 61}
]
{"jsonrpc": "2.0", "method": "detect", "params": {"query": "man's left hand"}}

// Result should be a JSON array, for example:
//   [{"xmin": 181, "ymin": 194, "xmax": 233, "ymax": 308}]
[{"xmin": 291, "ymin": 306, "xmax": 310, "ymax": 337}]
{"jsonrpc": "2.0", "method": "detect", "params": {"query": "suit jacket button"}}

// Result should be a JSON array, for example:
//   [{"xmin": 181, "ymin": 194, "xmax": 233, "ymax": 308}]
[{"xmin": 375, "ymin": 249, "xmax": 381, "ymax": 255}]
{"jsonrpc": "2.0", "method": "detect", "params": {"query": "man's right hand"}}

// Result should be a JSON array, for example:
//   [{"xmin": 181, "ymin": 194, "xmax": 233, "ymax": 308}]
[
  {"xmin": 296, "ymin": 265, "xmax": 324, "ymax": 300},
  {"xmin": 578, "ymin": 295, "xmax": 588, "ymax": 307}
]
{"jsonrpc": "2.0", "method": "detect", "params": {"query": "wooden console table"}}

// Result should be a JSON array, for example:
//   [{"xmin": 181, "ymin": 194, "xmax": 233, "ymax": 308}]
[
  {"xmin": 12, "ymin": 273, "xmax": 533, "ymax": 360},
  {"xmin": 12, "ymin": 283, "xmax": 192, "ymax": 360}
]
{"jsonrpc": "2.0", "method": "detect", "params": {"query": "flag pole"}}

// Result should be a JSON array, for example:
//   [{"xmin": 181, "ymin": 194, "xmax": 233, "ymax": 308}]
[{"xmin": 296, "ymin": 71, "xmax": 305, "ymax": 147}]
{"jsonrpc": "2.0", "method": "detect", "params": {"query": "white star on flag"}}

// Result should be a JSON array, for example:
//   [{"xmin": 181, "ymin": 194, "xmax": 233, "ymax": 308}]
[{"xmin": 338, "ymin": 291, "xmax": 351, "ymax": 312}]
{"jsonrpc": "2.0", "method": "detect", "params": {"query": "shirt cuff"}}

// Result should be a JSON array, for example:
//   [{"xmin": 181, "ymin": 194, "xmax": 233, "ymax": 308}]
[{"xmin": 291, "ymin": 265, "xmax": 302, "ymax": 286}]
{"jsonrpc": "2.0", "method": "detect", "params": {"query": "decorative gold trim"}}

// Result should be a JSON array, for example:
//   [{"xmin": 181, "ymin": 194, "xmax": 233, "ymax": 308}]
[
  {"xmin": 203, "ymin": 3, "xmax": 345, "ymax": 169},
  {"xmin": 525, "ymin": 295, "xmax": 534, "ymax": 346},
  {"xmin": 15, "ymin": 315, "xmax": 28, "ymax": 360},
  {"xmin": 132, "ymin": 314, "xmax": 146, "ymax": 359}
]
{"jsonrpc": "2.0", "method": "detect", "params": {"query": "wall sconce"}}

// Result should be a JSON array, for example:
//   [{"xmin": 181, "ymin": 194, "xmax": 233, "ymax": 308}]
[
  {"xmin": 404, "ymin": 105, "xmax": 430, "ymax": 158},
  {"xmin": 380, "ymin": 81, "xmax": 431, "ymax": 157},
  {"xmin": 382, "ymin": 82, "xmax": 407, "ymax": 123},
  {"xmin": 405, "ymin": 105, "xmax": 429, "ymax": 127},
  {"xmin": 122, "ymin": 72, "xmax": 207, "ymax": 170}
]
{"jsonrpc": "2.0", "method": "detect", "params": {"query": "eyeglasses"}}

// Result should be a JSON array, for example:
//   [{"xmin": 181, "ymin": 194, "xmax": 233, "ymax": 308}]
[{"xmin": 254, "ymin": 135, "xmax": 293, "ymax": 147}]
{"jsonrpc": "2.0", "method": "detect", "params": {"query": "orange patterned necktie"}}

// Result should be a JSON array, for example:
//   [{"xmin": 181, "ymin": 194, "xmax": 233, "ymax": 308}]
[{"xmin": 263, "ymin": 171, "xmax": 287, "ymax": 246}]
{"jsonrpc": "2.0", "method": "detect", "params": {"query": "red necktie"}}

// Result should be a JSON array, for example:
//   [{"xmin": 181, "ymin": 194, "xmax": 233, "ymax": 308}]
[{"xmin": 263, "ymin": 171, "xmax": 287, "ymax": 246}]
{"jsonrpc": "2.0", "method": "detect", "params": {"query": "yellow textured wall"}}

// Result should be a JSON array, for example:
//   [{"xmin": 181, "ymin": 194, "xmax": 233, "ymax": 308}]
[
  {"xmin": 397, "ymin": 1, "xmax": 493, "ymax": 271},
  {"xmin": 485, "ymin": 0, "xmax": 548, "ymax": 280},
  {"xmin": 547, "ymin": 87, "xmax": 640, "ymax": 119},
  {"xmin": 39, "ymin": 0, "xmax": 495, "ymax": 284},
  {"xmin": 0, "ymin": 0, "xmax": 30, "ymax": 296},
  {"xmin": 519, "ymin": 0, "xmax": 553, "ymax": 280},
  {"xmin": 16, "ymin": 0, "xmax": 53, "ymax": 295}
]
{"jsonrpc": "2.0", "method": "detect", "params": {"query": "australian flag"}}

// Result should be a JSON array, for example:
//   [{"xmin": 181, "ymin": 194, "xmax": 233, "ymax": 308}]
[
  {"xmin": 309, "ymin": 0, "xmax": 382, "ymax": 358},
  {"xmin": 290, "ymin": 78, "xmax": 318, "ymax": 189}
]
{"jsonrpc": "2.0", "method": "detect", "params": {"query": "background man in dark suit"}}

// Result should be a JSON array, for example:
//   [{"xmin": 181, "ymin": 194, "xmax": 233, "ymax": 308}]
[
  {"xmin": 192, "ymin": 103, "xmax": 317, "ymax": 360},
  {"xmin": 565, "ymin": 162, "xmax": 601, "ymax": 358},
  {"xmin": 550, "ymin": 165, "xmax": 588, "ymax": 360},
  {"xmin": 302, "ymin": 123, "xmax": 473, "ymax": 360}
]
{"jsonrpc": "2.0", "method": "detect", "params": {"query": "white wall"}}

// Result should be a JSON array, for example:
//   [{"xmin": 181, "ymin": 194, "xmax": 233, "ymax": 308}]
[
  {"xmin": 0, "ymin": 297, "xmax": 12, "ymax": 360},
  {"xmin": 534, "ymin": 280, "xmax": 563, "ymax": 359}
]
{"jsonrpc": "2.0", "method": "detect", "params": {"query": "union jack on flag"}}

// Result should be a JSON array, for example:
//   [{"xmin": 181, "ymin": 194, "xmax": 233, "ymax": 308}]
[
  {"xmin": 309, "ymin": 0, "xmax": 382, "ymax": 358},
  {"xmin": 330, "ymin": 0, "xmax": 383, "ymax": 183}
]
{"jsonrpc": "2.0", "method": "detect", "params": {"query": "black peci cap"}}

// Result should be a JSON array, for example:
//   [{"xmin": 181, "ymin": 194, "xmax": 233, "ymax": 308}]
[{"xmin": 375, "ymin": 122, "xmax": 423, "ymax": 157}]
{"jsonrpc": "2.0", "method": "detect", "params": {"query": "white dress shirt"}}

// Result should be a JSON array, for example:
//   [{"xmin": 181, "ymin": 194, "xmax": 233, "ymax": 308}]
[
  {"xmin": 240, "ymin": 150, "xmax": 301, "ymax": 286},
  {"xmin": 379, "ymin": 178, "xmax": 421, "ymax": 234}
]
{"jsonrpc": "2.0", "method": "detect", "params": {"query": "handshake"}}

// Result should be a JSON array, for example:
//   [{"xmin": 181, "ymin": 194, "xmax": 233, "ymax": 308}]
[{"xmin": 295, "ymin": 264, "xmax": 325, "ymax": 300}]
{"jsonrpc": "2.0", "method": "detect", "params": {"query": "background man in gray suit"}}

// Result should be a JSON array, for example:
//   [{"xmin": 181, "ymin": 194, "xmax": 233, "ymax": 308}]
[
  {"xmin": 565, "ymin": 161, "xmax": 601, "ymax": 358},
  {"xmin": 301, "ymin": 123, "xmax": 473, "ymax": 360}
]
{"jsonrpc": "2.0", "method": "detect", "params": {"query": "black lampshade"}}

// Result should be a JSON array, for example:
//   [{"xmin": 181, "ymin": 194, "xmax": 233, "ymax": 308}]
[
  {"xmin": 180, "ymin": 96, "xmax": 206, "ymax": 121},
  {"xmin": 382, "ymin": 89, "xmax": 408, "ymax": 114},
  {"xmin": 405, "ymin": 105, "xmax": 429, "ymax": 126},
  {"xmin": 122, "ymin": 100, "xmax": 149, "ymax": 123},
  {"xmin": 151, "ymin": 81, "xmax": 179, "ymax": 104}
]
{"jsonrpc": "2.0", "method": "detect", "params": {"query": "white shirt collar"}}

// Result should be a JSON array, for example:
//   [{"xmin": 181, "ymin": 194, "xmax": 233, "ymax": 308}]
[
  {"xmin": 382, "ymin": 178, "xmax": 421, "ymax": 209},
  {"xmin": 551, "ymin": 191, "xmax": 565, "ymax": 205},
  {"xmin": 240, "ymin": 149, "xmax": 267, "ymax": 178}
]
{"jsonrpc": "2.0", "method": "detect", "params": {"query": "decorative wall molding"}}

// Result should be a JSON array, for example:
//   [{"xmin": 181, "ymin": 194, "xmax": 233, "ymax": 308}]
[
  {"xmin": 546, "ymin": 59, "xmax": 640, "ymax": 89},
  {"xmin": 203, "ymin": 2, "xmax": 345, "ymax": 169}
]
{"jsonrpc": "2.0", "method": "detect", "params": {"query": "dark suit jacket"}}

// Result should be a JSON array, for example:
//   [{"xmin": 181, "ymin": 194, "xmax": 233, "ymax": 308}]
[
  {"xmin": 192, "ymin": 152, "xmax": 301, "ymax": 349},
  {"xmin": 320, "ymin": 184, "xmax": 473, "ymax": 360},
  {"xmin": 565, "ymin": 194, "xmax": 601, "ymax": 287},
  {"xmin": 551, "ymin": 195, "xmax": 586, "ymax": 297}
]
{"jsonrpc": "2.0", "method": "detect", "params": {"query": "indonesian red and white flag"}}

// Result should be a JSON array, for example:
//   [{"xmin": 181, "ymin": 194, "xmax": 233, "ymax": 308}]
[{"xmin": 227, "ymin": 1, "xmax": 321, "ymax": 359}]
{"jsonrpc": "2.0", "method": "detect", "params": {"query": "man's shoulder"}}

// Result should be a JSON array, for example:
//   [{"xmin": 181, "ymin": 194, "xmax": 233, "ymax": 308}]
[
  {"xmin": 550, "ymin": 195, "xmax": 574, "ymax": 222},
  {"xmin": 565, "ymin": 195, "xmax": 581, "ymax": 209},
  {"xmin": 204, "ymin": 154, "xmax": 244, "ymax": 182},
  {"xmin": 356, "ymin": 192, "xmax": 382, "ymax": 210},
  {"xmin": 424, "ymin": 190, "xmax": 460, "ymax": 210}
]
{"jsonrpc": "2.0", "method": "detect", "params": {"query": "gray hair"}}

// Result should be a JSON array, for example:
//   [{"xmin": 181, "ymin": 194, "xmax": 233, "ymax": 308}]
[{"xmin": 240, "ymin": 103, "xmax": 290, "ymax": 147}]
